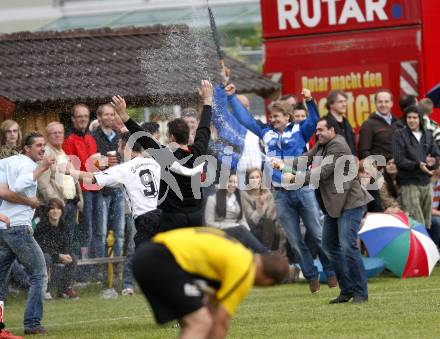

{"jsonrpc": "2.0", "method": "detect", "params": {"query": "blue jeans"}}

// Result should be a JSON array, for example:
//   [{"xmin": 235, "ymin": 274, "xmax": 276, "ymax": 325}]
[
  {"xmin": 322, "ymin": 206, "xmax": 368, "ymax": 298},
  {"xmin": 63, "ymin": 200, "xmax": 78, "ymax": 255},
  {"xmin": 0, "ymin": 226, "xmax": 47, "ymax": 329},
  {"xmin": 93, "ymin": 188, "xmax": 125, "ymax": 258},
  {"xmin": 123, "ymin": 214, "xmax": 136, "ymax": 289},
  {"xmin": 0, "ymin": 260, "xmax": 31, "ymax": 301},
  {"xmin": 430, "ymin": 215, "xmax": 440, "ymax": 247},
  {"xmin": 81, "ymin": 191, "xmax": 101, "ymax": 255},
  {"xmin": 274, "ymin": 187, "xmax": 335, "ymax": 281}
]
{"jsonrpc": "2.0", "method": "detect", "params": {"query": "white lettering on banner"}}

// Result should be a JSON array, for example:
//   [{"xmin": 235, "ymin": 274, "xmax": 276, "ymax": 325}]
[
  {"xmin": 339, "ymin": 0, "xmax": 366, "ymax": 24},
  {"xmin": 323, "ymin": 0, "xmax": 338, "ymax": 25},
  {"xmin": 278, "ymin": 0, "xmax": 300, "ymax": 29},
  {"xmin": 277, "ymin": 0, "xmax": 389, "ymax": 30},
  {"xmin": 302, "ymin": 0, "xmax": 321, "ymax": 28},
  {"xmin": 365, "ymin": 0, "xmax": 388, "ymax": 21}
]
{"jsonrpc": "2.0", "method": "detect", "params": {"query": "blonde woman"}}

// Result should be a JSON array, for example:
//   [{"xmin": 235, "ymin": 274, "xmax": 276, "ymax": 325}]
[{"xmin": 0, "ymin": 120, "xmax": 22, "ymax": 158}]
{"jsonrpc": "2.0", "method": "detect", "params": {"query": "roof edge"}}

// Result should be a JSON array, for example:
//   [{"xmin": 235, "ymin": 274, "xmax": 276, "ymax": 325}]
[{"xmin": 0, "ymin": 24, "xmax": 190, "ymax": 42}]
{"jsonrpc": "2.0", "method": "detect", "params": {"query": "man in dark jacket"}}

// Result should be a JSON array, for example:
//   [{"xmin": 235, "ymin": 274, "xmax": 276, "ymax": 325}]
[
  {"xmin": 392, "ymin": 105, "xmax": 440, "ymax": 227},
  {"xmin": 359, "ymin": 90, "xmax": 400, "ymax": 160},
  {"xmin": 112, "ymin": 80, "xmax": 213, "ymax": 233},
  {"xmin": 324, "ymin": 90, "xmax": 356, "ymax": 155},
  {"xmin": 274, "ymin": 116, "xmax": 373, "ymax": 304},
  {"xmin": 91, "ymin": 104, "xmax": 124, "ymax": 258}
]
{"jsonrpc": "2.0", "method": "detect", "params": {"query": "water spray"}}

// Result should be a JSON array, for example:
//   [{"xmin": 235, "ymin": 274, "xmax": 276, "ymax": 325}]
[{"xmin": 207, "ymin": 0, "xmax": 225, "ymax": 69}]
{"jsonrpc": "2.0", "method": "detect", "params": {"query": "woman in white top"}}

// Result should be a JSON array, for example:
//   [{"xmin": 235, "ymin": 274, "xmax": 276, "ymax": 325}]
[{"xmin": 204, "ymin": 173, "xmax": 267, "ymax": 253}]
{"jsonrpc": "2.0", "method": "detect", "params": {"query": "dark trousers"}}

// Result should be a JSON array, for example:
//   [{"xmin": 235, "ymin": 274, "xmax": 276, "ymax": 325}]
[
  {"xmin": 44, "ymin": 253, "xmax": 77, "ymax": 294},
  {"xmin": 322, "ymin": 207, "xmax": 368, "ymax": 298},
  {"xmin": 159, "ymin": 210, "xmax": 203, "ymax": 233},
  {"xmin": 225, "ymin": 226, "xmax": 268, "ymax": 253},
  {"xmin": 251, "ymin": 218, "xmax": 281, "ymax": 251},
  {"xmin": 134, "ymin": 209, "xmax": 162, "ymax": 248},
  {"xmin": 430, "ymin": 215, "xmax": 440, "ymax": 247}
]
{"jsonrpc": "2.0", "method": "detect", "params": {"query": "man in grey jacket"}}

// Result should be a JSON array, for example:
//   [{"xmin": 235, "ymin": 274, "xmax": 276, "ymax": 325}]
[{"xmin": 274, "ymin": 116, "xmax": 372, "ymax": 304}]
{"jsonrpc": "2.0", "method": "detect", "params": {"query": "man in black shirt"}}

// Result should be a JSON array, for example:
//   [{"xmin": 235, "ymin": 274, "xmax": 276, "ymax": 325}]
[
  {"xmin": 324, "ymin": 90, "xmax": 356, "ymax": 155},
  {"xmin": 111, "ymin": 80, "xmax": 213, "ymax": 232}
]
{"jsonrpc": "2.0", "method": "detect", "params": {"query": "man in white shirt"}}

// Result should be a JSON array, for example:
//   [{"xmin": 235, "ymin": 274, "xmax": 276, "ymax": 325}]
[
  {"xmin": 0, "ymin": 132, "xmax": 54, "ymax": 335},
  {"xmin": 75, "ymin": 132, "xmax": 204, "ymax": 247}
]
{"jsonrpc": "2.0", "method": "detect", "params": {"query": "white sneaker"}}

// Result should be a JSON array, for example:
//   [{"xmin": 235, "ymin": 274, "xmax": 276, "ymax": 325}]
[
  {"xmin": 102, "ymin": 288, "xmax": 118, "ymax": 299},
  {"xmin": 44, "ymin": 292, "xmax": 53, "ymax": 300},
  {"xmin": 121, "ymin": 288, "xmax": 134, "ymax": 296}
]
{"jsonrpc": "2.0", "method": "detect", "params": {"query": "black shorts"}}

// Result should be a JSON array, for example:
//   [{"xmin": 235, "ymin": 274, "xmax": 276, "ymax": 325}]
[
  {"xmin": 159, "ymin": 210, "xmax": 203, "ymax": 232},
  {"xmin": 132, "ymin": 242, "xmax": 204, "ymax": 324},
  {"xmin": 134, "ymin": 209, "xmax": 162, "ymax": 248}
]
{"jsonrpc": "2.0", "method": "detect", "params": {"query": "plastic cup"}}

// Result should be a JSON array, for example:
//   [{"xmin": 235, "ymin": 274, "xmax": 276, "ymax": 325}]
[
  {"xmin": 107, "ymin": 151, "xmax": 118, "ymax": 166},
  {"xmin": 80, "ymin": 247, "xmax": 89, "ymax": 259}
]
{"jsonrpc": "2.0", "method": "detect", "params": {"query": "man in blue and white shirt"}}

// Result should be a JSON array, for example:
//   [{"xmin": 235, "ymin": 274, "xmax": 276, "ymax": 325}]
[
  {"xmin": 226, "ymin": 85, "xmax": 336, "ymax": 293},
  {"xmin": 0, "ymin": 131, "xmax": 54, "ymax": 335}
]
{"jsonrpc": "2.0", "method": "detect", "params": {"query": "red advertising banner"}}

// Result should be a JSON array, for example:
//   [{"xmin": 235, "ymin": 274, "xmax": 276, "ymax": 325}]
[
  {"xmin": 263, "ymin": 27, "xmax": 421, "ymax": 127},
  {"xmin": 295, "ymin": 65, "xmax": 390, "ymax": 131},
  {"xmin": 261, "ymin": 0, "xmax": 421, "ymax": 38}
]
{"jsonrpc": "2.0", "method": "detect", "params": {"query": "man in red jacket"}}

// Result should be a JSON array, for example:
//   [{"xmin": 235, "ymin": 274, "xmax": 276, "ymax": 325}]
[{"xmin": 62, "ymin": 103, "xmax": 99, "ymax": 259}]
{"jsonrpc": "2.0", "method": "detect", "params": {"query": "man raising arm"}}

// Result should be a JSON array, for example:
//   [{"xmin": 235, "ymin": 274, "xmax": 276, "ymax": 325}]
[{"xmin": 111, "ymin": 80, "xmax": 214, "ymax": 231}]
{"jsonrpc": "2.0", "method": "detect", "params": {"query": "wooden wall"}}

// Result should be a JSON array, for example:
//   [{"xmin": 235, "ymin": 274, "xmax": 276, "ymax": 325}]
[{"xmin": 13, "ymin": 110, "xmax": 60, "ymax": 135}]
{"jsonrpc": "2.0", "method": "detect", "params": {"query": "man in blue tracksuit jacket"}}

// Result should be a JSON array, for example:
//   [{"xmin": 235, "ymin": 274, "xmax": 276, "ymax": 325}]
[
  {"xmin": 225, "ymin": 84, "xmax": 336, "ymax": 293},
  {"xmin": 212, "ymin": 84, "xmax": 263, "ymax": 173}
]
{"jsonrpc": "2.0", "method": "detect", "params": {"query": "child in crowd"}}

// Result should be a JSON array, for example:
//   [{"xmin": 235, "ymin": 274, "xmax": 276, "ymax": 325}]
[{"xmin": 34, "ymin": 198, "xmax": 78, "ymax": 300}]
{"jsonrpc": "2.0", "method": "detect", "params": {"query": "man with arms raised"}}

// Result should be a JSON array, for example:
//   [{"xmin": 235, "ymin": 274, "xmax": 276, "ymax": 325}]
[{"xmin": 112, "ymin": 81, "xmax": 213, "ymax": 232}]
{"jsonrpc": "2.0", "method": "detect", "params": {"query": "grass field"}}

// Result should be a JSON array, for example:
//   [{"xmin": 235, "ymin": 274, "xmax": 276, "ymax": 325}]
[{"xmin": 4, "ymin": 268, "xmax": 440, "ymax": 338}]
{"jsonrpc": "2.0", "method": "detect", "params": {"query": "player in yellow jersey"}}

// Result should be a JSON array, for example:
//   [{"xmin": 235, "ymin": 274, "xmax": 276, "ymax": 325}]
[{"xmin": 132, "ymin": 227, "xmax": 289, "ymax": 339}]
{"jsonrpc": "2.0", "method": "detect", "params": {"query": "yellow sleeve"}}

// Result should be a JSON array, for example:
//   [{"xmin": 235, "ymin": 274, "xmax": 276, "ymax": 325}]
[{"xmin": 217, "ymin": 258, "xmax": 256, "ymax": 315}]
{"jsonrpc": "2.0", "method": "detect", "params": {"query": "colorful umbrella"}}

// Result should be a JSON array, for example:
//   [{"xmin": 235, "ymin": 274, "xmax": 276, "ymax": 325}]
[{"xmin": 359, "ymin": 212, "xmax": 439, "ymax": 278}]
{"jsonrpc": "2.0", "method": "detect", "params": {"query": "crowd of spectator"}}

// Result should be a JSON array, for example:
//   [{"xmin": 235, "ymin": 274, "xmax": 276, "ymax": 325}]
[
  {"xmin": 202, "ymin": 86, "xmax": 440, "ymax": 295},
  {"xmin": 0, "ymin": 80, "xmax": 439, "ymax": 306}
]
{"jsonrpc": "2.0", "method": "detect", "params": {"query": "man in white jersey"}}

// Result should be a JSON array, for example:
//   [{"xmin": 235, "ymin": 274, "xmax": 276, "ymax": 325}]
[{"xmin": 74, "ymin": 132, "xmax": 204, "ymax": 246}]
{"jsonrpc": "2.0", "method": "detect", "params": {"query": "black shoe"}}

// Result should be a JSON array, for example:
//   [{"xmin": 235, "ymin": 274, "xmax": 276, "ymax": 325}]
[
  {"xmin": 24, "ymin": 326, "xmax": 47, "ymax": 335},
  {"xmin": 329, "ymin": 294, "xmax": 353, "ymax": 304},
  {"xmin": 352, "ymin": 296, "xmax": 368, "ymax": 304},
  {"xmin": 308, "ymin": 279, "xmax": 321, "ymax": 294}
]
